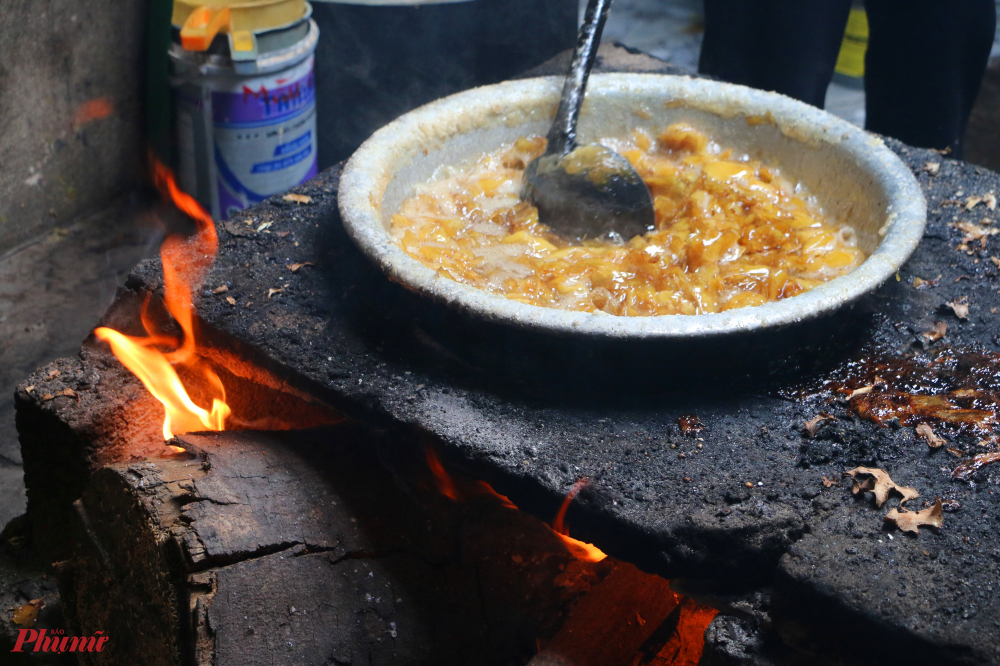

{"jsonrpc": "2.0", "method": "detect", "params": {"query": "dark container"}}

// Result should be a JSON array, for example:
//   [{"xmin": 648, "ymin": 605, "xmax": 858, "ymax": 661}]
[{"xmin": 311, "ymin": 0, "xmax": 578, "ymax": 167}]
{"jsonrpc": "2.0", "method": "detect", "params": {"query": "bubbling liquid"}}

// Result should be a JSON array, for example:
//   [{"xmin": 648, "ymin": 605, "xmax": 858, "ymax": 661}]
[{"xmin": 390, "ymin": 124, "xmax": 864, "ymax": 316}]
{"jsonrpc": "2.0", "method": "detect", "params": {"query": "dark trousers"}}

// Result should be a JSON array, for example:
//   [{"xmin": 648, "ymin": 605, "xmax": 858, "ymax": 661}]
[{"xmin": 698, "ymin": 0, "xmax": 996, "ymax": 157}]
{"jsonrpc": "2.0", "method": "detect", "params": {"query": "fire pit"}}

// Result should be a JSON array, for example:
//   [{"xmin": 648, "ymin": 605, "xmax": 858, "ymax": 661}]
[{"xmin": 12, "ymin": 53, "xmax": 1000, "ymax": 665}]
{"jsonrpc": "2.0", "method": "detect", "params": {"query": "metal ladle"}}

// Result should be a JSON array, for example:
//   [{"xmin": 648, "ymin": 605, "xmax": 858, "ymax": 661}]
[{"xmin": 521, "ymin": 0, "xmax": 655, "ymax": 242}]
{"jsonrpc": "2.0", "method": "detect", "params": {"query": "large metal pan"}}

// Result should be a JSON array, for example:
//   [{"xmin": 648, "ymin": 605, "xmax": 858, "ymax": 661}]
[{"xmin": 338, "ymin": 74, "xmax": 926, "ymax": 340}]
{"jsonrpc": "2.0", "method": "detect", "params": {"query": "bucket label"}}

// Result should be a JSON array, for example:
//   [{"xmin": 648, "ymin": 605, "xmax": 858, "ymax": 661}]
[{"xmin": 210, "ymin": 56, "xmax": 318, "ymax": 218}]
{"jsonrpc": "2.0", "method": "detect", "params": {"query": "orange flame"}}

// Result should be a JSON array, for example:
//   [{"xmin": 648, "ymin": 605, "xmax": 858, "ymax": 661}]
[
  {"xmin": 551, "ymin": 478, "xmax": 606, "ymax": 563},
  {"xmin": 424, "ymin": 445, "xmax": 606, "ymax": 562},
  {"xmin": 94, "ymin": 157, "xmax": 229, "ymax": 440}
]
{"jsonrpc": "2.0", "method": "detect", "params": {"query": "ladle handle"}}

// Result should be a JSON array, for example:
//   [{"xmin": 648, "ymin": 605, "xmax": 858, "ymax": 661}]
[{"xmin": 545, "ymin": 0, "xmax": 614, "ymax": 157}]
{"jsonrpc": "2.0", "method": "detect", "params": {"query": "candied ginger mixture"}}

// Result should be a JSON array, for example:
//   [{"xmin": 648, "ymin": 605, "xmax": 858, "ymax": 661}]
[{"xmin": 390, "ymin": 124, "xmax": 864, "ymax": 316}]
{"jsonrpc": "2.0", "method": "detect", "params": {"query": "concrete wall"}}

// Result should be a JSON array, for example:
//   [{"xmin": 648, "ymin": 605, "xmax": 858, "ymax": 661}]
[{"xmin": 0, "ymin": 0, "xmax": 147, "ymax": 253}]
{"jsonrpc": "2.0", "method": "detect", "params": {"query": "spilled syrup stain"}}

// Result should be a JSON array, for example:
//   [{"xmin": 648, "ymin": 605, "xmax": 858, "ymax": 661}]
[{"xmin": 784, "ymin": 344, "xmax": 1000, "ymax": 479}]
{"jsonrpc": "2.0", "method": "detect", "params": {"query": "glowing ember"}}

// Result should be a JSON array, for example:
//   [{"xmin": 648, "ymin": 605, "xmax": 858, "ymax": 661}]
[
  {"xmin": 94, "ymin": 158, "xmax": 229, "ymax": 440},
  {"xmin": 425, "ymin": 445, "xmax": 606, "ymax": 562}
]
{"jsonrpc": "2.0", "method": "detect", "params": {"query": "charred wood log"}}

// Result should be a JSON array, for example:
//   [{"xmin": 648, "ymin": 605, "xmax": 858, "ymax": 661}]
[{"xmin": 58, "ymin": 426, "xmax": 608, "ymax": 665}]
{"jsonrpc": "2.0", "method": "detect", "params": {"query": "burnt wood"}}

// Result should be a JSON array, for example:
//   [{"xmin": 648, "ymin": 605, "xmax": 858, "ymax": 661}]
[
  {"xmin": 528, "ymin": 560, "xmax": 678, "ymax": 666},
  {"xmin": 61, "ymin": 427, "xmax": 610, "ymax": 665}
]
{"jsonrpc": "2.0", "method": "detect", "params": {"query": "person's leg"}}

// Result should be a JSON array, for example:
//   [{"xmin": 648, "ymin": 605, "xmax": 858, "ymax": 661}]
[
  {"xmin": 699, "ymin": 0, "xmax": 852, "ymax": 108},
  {"xmin": 864, "ymin": 0, "xmax": 995, "ymax": 157}
]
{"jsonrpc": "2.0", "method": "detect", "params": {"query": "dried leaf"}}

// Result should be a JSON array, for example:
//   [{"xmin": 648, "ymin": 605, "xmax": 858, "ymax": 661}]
[
  {"xmin": 11, "ymin": 599, "xmax": 43, "ymax": 627},
  {"xmin": 286, "ymin": 262, "xmax": 315, "ymax": 273},
  {"xmin": 59, "ymin": 388, "xmax": 77, "ymax": 399},
  {"xmin": 41, "ymin": 394, "xmax": 54, "ymax": 401},
  {"xmin": 47, "ymin": 369, "xmax": 60, "ymax": 378},
  {"xmin": 923, "ymin": 162, "xmax": 940, "ymax": 175},
  {"xmin": 911, "ymin": 275, "xmax": 940, "ymax": 289},
  {"xmin": 916, "ymin": 423, "xmax": 945, "ymax": 448},
  {"xmin": 846, "ymin": 467, "xmax": 920, "ymax": 507},
  {"xmin": 277, "ymin": 231, "xmax": 291, "ymax": 238},
  {"xmin": 24, "ymin": 385, "xmax": 34, "ymax": 393},
  {"xmin": 965, "ymin": 195, "xmax": 983, "ymax": 210},
  {"xmin": 922, "ymin": 321, "xmax": 947, "ymax": 343},
  {"xmin": 951, "ymin": 220, "xmax": 998, "ymax": 243},
  {"xmin": 803, "ymin": 412, "xmax": 836, "ymax": 437},
  {"xmin": 952, "ymin": 451, "xmax": 1000, "ymax": 481},
  {"xmin": 848, "ymin": 385, "xmax": 873, "ymax": 399},
  {"xmin": 822, "ymin": 476, "xmax": 838, "ymax": 488},
  {"xmin": 282, "ymin": 193, "xmax": 313, "ymax": 204},
  {"xmin": 885, "ymin": 499, "xmax": 943, "ymax": 535},
  {"xmin": 990, "ymin": 256, "xmax": 1000, "ymax": 268},
  {"xmin": 946, "ymin": 446, "xmax": 965, "ymax": 458},
  {"xmin": 212, "ymin": 285, "xmax": 229, "ymax": 295},
  {"xmin": 225, "ymin": 296, "xmax": 236, "ymax": 306},
  {"xmin": 986, "ymin": 193, "xmax": 997, "ymax": 210},
  {"xmin": 256, "ymin": 221, "xmax": 273, "ymax": 232},
  {"xmin": 267, "ymin": 287, "xmax": 283, "ymax": 299},
  {"xmin": 945, "ymin": 298, "xmax": 969, "ymax": 320}
]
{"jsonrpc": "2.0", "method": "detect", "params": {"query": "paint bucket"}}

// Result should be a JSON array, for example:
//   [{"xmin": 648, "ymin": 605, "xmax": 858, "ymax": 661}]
[{"xmin": 169, "ymin": 0, "xmax": 319, "ymax": 219}]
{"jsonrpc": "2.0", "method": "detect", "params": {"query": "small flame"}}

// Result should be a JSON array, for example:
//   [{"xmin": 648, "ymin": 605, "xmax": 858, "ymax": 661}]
[
  {"xmin": 424, "ymin": 445, "xmax": 605, "ymax": 562},
  {"xmin": 426, "ymin": 444, "xmax": 458, "ymax": 501},
  {"xmin": 551, "ymin": 478, "xmax": 606, "ymax": 562},
  {"xmin": 94, "ymin": 157, "xmax": 229, "ymax": 440}
]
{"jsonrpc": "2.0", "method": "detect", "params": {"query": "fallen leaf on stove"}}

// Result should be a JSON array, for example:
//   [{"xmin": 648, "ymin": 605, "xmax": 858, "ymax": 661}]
[
  {"xmin": 946, "ymin": 446, "xmax": 965, "ymax": 457},
  {"xmin": 952, "ymin": 220, "xmax": 998, "ymax": 243},
  {"xmin": 11, "ymin": 598, "xmax": 43, "ymax": 627},
  {"xmin": 944, "ymin": 299, "xmax": 970, "ymax": 320},
  {"xmin": 286, "ymin": 262, "xmax": 314, "ymax": 273},
  {"xmin": 848, "ymin": 385, "xmax": 873, "ymax": 399},
  {"xmin": 282, "ymin": 193, "xmax": 313, "ymax": 204},
  {"xmin": 256, "ymin": 221, "xmax": 273, "ymax": 232},
  {"xmin": 923, "ymin": 162, "xmax": 940, "ymax": 175},
  {"xmin": 822, "ymin": 476, "xmax": 838, "ymax": 488},
  {"xmin": 803, "ymin": 412, "xmax": 836, "ymax": 437},
  {"xmin": 916, "ymin": 423, "xmax": 946, "ymax": 448},
  {"xmin": 267, "ymin": 288, "xmax": 283, "ymax": 299},
  {"xmin": 846, "ymin": 467, "xmax": 920, "ymax": 507},
  {"xmin": 911, "ymin": 275, "xmax": 940, "ymax": 289},
  {"xmin": 952, "ymin": 451, "xmax": 1000, "ymax": 480},
  {"xmin": 885, "ymin": 499, "xmax": 943, "ymax": 535},
  {"xmin": 212, "ymin": 285, "xmax": 229, "ymax": 294},
  {"xmin": 922, "ymin": 321, "xmax": 947, "ymax": 343},
  {"xmin": 225, "ymin": 296, "xmax": 236, "ymax": 306},
  {"xmin": 277, "ymin": 231, "xmax": 291, "ymax": 238}
]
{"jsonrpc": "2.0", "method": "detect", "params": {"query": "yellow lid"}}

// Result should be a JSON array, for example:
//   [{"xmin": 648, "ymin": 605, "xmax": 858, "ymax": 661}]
[
  {"xmin": 173, "ymin": 0, "xmax": 307, "ymax": 52},
  {"xmin": 834, "ymin": 8, "xmax": 868, "ymax": 79}
]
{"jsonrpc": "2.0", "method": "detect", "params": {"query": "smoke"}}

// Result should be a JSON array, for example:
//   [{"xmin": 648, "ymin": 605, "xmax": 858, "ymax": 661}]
[{"xmin": 310, "ymin": 0, "xmax": 578, "ymax": 167}]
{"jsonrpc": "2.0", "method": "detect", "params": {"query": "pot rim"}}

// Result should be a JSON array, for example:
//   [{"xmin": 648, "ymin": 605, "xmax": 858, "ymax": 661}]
[{"xmin": 338, "ymin": 73, "xmax": 927, "ymax": 340}]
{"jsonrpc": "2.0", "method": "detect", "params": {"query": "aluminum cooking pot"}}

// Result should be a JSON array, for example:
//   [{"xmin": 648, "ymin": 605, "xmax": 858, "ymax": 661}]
[{"xmin": 338, "ymin": 74, "xmax": 926, "ymax": 340}]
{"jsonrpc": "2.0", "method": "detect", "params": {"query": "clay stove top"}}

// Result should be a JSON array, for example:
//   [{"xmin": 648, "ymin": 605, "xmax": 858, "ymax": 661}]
[{"xmin": 100, "ymin": 137, "xmax": 1000, "ymax": 663}]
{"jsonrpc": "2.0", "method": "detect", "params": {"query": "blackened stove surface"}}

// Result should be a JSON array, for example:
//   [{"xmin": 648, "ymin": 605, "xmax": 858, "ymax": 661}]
[{"xmin": 126, "ymin": 142, "xmax": 1000, "ymax": 665}]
